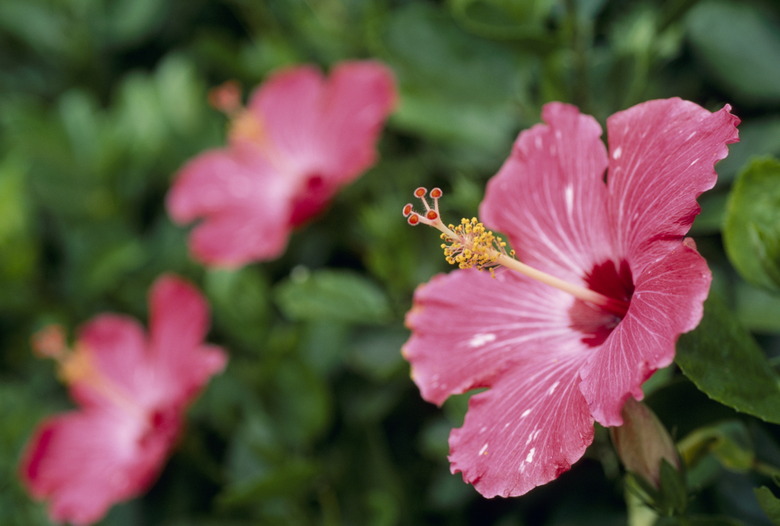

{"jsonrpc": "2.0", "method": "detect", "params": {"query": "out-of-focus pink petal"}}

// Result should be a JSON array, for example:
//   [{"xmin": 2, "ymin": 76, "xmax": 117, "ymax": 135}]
[
  {"xmin": 187, "ymin": 207, "xmax": 289, "ymax": 266},
  {"xmin": 247, "ymin": 61, "xmax": 396, "ymax": 181},
  {"xmin": 607, "ymin": 99, "xmax": 739, "ymax": 271},
  {"xmin": 167, "ymin": 147, "xmax": 291, "ymax": 266},
  {"xmin": 149, "ymin": 275, "xmax": 208, "ymax": 353},
  {"xmin": 315, "ymin": 61, "xmax": 396, "ymax": 181},
  {"xmin": 148, "ymin": 276, "xmax": 227, "ymax": 402},
  {"xmin": 481, "ymin": 102, "xmax": 612, "ymax": 282},
  {"xmin": 579, "ymin": 242, "xmax": 712, "ymax": 426},
  {"xmin": 167, "ymin": 148, "xmax": 274, "ymax": 222},
  {"xmin": 21, "ymin": 273, "xmax": 224, "ymax": 524},
  {"xmin": 247, "ymin": 65, "xmax": 325, "ymax": 175},
  {"xmin": 73, "ymin": 314, "xmax": 148, "ymax": 409},
  {"xmin": 449, "ymin": 354, "xmax": 593, "ymax": 498},
  {"xmin": 20, "ymin": 409, "xmax": 171, "ymax": 526},
  {"xmin": 404, "ymin": 269, "xmax": 582, "ymax": 406}
]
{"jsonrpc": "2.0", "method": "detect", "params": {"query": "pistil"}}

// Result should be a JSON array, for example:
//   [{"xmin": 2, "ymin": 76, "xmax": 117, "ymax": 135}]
[{"xmin": 404, "ymin": 188, "xmax": 630, "ymax": 318}]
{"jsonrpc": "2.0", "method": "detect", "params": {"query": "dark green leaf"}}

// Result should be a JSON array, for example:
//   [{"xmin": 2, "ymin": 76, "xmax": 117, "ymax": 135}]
[
  {"xmin": 448, "ymin": 0, "xmax": 556, "ymax": 41},
  {"xmin": 274, "ymin": 269, "xmax": 391, "ymax": 324},
  {"xmin": 723, "ymin": 157, "xmax": 780, "ymax": 291},
  {"xmin": 678, "ymin": 420, "xmax": 754, "ymax": 472},
  {"xmin": 206, "ymin": 267, "xmax": 270, "ymax": 348},
  {"xmin": 686, "ymin": 1, "xmax": 780, "ymax": 105},
  {"xmin": 755, "ymin": 486, "xmax": 780, "ymax": 526},
  {"xmin": 676, "ymin": 295, "xmax": 780, "ymax": 423},
  {"xmin": 378, "ymin": 3, "xmax": 529, "ymax": 153}
]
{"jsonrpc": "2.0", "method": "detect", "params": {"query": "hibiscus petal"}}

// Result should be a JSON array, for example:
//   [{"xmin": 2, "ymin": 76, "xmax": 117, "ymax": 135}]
[
  {"xmin": 403, "ymin": 268, "xmax": 580, "ymax": 406},
  {"xmin": 167, "ymin": 147, "xmax": 291, "ymax": 266},
  {"xmin": 248, "ymin": 62, "xmax": 395, "ymax": 181},
  {"xmin": 449, "ymin": 354, "xmax": 594, "ymax": 498},
  {"xmin": 579, "ymin": 241, "xmax": 712, "ymax": 426},
  {"xmin": 167, "ymin": 148, "xmax": 272, "ymax": 222},
  {"xmin": 148, "ymin": 275, "xmax": 227, "ymax": 402},
  {"xmin": 247, "ymin": 65, "xmax": 325, "ymax": 175},
  {"xmin": 20, "ymin": 409, "xmax": 167, "ymax": 526},
  {"xmin": 75, "ymin": 314, "xmax": 148, "ymax": 409},
  {"xmin": 606, "ymin": 98, "xmax": 739, "ymax": 272},
  {"xmin": 188, "ymin": 207, "xmax": 290, "ymax": 266},
  {"xmin": 480, "ymin": 102, "xmax": 612, "ymax": 281},
  {"xmin": 315, "ymin": 61, "xmax": 396, "ymax": 181}
]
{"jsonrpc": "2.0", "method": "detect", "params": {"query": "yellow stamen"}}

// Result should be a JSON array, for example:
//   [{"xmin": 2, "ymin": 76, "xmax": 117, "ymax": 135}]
[
  {"xmin": 229, "ymin": 110, "xmax": 267, "ymax": 146},
  {"xmin": 31, "ymin": 325, "xmax": 146, "ymax": 418},
  {"xmin": 58, "ymin": 344, "xmax": 98, "ymax": 385}
]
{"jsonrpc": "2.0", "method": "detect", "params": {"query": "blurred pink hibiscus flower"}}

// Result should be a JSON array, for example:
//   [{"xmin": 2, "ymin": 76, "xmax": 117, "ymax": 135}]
[
  {"xmin": 168, "ymin": 60, "xmax": 396, "ymax": 267},
  {"xmin": 20, "ymin": 275, "xmax": 227, "ymax": 525},
  {"xmin": 403, "ymin": 99, "xmax": 739, "ymax": 498}
]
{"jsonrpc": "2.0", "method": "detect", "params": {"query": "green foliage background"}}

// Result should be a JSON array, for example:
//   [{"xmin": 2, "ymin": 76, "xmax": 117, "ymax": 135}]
[{"xmin": 2, "ymin": 0, "xmax": 780, "ymax": 525}]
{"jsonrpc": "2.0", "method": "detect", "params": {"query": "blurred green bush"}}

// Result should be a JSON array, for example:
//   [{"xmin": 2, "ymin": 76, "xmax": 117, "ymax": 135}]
[{"xmin": 2, "ymin": 1, "xmax": 780, "ymax": 525}]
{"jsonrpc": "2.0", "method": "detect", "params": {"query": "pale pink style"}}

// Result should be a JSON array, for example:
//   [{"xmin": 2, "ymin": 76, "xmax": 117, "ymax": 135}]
[
  {"xmin": 167, "ymin": 60, "xmax": 396, "ymax": 267},
  {"xmin": 20, "ymin": 275, "xmax": 227, "ymax": 525},
  {"xmin": 403, "ymin": 99, "xmax": 739, "ymax": 498}
]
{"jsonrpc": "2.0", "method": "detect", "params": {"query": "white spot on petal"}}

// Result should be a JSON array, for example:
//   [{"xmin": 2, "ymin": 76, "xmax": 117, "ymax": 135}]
[
  {"xmin": 480, "ymin": 426, "xmax": 487, "ymax": 433},
  {"xmin": 479, "ymin": 443, "xmax": 488, "ymax": 456},
  {"xmin": 468, "ymin": 333, "xmax": 496, "ymax": 348},
  {"xmin": 613, "ymin": 146, "xmax": 622, "ymax": 160},
  {"xmin": 564, "ymin": 184, "xmax": 574, "ymax": 214},
  {"xmin": 525, "ymin": 447, "xmax": 536, "ymax": 463},
  {"xmin": 690, "ymin": 158, "xmax": 699, "ymax": 166},
  {"xmin": 521, "ymin": 409, "xmax": 532, "ymax": 418},
  {"xmin": 547, "ymin": 381, "xmax": 560, "ymax": 396}
]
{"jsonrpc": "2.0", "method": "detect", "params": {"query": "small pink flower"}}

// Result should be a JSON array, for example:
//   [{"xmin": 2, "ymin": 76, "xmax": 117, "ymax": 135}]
[
  {"xmin": 167, "ymin": 60, "xmax": 396, "ymax": 267},
  {"xmin": 20, "ymin": 275, "xmax": 227, "ymax": 525},
  {"xmin": 403, "ymin": 99, "xmax": 739, "ymax": 498}
]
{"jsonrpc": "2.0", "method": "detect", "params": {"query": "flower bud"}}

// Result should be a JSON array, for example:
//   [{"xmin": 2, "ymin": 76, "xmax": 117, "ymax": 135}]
[{"xmin": 611, "ymin": 398, "xmax": 680, "ymax": 488}]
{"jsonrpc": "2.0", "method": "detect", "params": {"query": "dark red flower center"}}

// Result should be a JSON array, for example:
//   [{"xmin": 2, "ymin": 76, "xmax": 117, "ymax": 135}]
[
  {"xmin": 569, "ymin": 259, "xmax": 634, "ymax": 347},
  {"xmin": 288, "ymin": 173, "xmax": 334, "ymax": 227},
  {"xmin": 138, "ymin": 406, "xmax": 181, "ymax": 451}
]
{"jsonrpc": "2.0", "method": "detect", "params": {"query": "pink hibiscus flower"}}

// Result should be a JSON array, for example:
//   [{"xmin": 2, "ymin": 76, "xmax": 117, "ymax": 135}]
[
  {"xmin": 20, "ymin": 275, "xmax": 227, "ymax": 525},
  {"xmin": 167, "ymin": 60, "xmax": 396, "ymax": 267},
  {"xmin": 402, "ymin": 99, "xmax": 739, "ymax": 498}
]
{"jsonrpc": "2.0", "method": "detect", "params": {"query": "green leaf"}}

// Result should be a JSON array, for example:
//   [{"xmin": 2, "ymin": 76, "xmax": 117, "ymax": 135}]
[
  {"xmin": 676, "ymin": 295, "xmax": 780, "ymax": 424},
  {"xmin": 686, "ymin": 1, "xmax": 780, "ymax": 105},
  {"xmin": 274, "ymin": 268, "xmax": 391, "ymax": 324},
  {"xmin": 206, "ymin": 267, "xmax": 270, "ymax": 348},
  {"xmin": 448, "ymin": 0, "xmax": 556, "ymax": 41},
  {"xmin": 735, "ymin": 281, "xmax": 780, "ymax": 333},
  {"xmin": 655, "ymin": 517, "xmax": 745, "ymax": 526},
  {"xmin": 723, "ymin": 157, "xmax": 780, "ymax": 291},
  {"xmin": 755, "ymin": 486, "xmax": 780, "ymax": 526},
  {"xmin": 678, "ymin": 420, "xmax": 754, "ymax": 473},
  {"xmin": 377, "ymin": 3, "xmax": 529, "ymax": 153}
]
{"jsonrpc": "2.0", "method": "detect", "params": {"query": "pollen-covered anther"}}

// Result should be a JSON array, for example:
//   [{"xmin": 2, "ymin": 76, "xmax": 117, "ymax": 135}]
[
  {"xmin": 403, "ymin": 188, "xmax": 513, "ymax": 276},
  {"xmin": 441, "ymin": 217, "xmax": 512, "ymax": 276}
]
